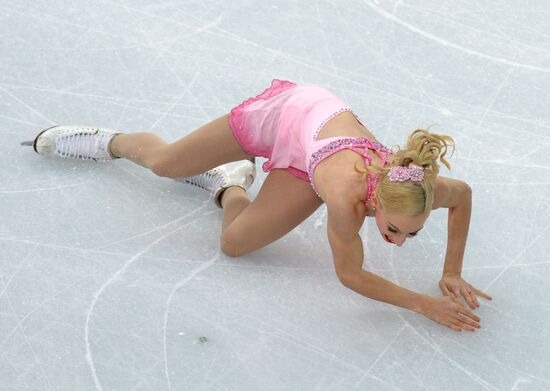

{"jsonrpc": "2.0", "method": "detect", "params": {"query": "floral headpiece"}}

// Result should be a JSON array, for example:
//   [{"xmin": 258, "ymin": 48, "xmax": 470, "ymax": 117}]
[{"xmin": 388, "ymin": 163, "xmax": 424, "ymax": 182}]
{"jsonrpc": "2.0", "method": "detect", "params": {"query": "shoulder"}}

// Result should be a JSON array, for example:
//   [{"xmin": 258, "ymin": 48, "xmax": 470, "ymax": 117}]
[
  {"xmin": 314, "ymin": 154, "xmax": 367, "ymax": 202},
  {"xmin": 432, "ymin": 176, "xmax": 472, "ymax": 210}
]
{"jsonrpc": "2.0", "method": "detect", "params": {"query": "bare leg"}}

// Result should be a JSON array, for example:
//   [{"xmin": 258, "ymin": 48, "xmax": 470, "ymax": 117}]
[
  {"xmin": 220, "ymin": 170, "xmax": 323, "ymax": 257},
  {"xmin": 109, "ymin": 133, "xmax": 167, "ymax": 169},
  {"xmin": 106, "ymin": 114, "xmax": 255, "ymax": 230},
  {"xmin": 106, "ymin": 114, "xmax": 253, "ymax": 179},
  {"xmin": 221, "ymin": 187, "xmax": 251, "ymax": 231},
  {"xmin": 112, "ymin": 131, "xmax": 251, "ymax": 229}
]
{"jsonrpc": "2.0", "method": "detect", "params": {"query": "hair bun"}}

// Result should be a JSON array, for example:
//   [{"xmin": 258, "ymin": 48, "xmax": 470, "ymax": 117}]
[
  {"xmin": 391, "ymin": 128, "xmax": 455, "ymax": 180},
  {"xmin": 371, "ymin": 127, "xmax": 456, "ymax": 215}
]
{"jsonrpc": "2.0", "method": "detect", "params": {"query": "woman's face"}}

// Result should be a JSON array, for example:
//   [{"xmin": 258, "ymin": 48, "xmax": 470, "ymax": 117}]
[{"xmin": 372, "ymin": 198, "xmax": 429, "ymax": 246}]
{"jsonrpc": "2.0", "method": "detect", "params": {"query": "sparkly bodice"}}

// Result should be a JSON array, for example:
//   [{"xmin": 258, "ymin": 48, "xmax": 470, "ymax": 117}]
[{"xmin": 308, "ymin": 137, "xmax": 393, "ymax": 206}]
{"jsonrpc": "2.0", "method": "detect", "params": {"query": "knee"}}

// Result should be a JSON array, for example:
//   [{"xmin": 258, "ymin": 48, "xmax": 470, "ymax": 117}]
[
  {"xmin": 149, "ymin": 155, "xmax": 184, "ymax": 179},
  {"xmin": 150, "ymin": 159, "xmax": 173, "ymax": 178},
  {"xmin": 220, "ymin": 231, "xmax": 247, "ymax": 258}
]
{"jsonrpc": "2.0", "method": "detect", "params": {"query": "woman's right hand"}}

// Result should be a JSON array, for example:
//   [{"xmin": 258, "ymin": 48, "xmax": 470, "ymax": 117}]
[{"xmin": 421, "ymin": 295, "xmax": 481, "ymax": 332}]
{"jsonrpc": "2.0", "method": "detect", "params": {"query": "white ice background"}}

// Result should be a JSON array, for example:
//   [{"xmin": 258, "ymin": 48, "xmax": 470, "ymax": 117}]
[{"xmin": 1, "ymin": 1, "xmax": 550, "ymax": 390}]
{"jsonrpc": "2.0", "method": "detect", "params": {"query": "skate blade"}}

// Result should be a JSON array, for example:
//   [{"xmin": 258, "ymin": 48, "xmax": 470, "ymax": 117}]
[{"xmin": 20, "ymin": 141, "xmax": 33, "ymax": 146}]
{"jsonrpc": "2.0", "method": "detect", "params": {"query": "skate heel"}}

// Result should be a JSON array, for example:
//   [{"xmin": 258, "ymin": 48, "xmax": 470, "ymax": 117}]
[{"xmin": 176, "ymin": 159, "xmax": 256, "ymax": 208}]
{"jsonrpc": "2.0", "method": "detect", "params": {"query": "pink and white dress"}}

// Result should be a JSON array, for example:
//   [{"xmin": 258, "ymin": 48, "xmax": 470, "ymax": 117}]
[{"xmin": 228, "ymin": 79, "xmax": 393, "ymax": 206}]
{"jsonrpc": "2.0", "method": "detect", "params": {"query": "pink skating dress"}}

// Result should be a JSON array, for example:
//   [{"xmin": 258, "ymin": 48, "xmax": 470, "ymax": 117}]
[{"xmin": 228, "ymin": 79, "xmax": 393, "ymax": 206}]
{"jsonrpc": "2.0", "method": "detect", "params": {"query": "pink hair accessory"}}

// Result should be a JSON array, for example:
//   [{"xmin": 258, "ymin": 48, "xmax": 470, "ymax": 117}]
[{"xmin": 388, "ymin": 163, "xmax": 424, "ymax": 182}]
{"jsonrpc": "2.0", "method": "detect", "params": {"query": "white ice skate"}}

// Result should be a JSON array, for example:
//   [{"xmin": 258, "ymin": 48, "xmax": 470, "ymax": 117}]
[
  {"xmin": 21, "ymin": 125, "xmax": 120, "ymax": 161},
  {"xmin": 177, "ymin": 159, "xmax": 256, "ymax": 208}
]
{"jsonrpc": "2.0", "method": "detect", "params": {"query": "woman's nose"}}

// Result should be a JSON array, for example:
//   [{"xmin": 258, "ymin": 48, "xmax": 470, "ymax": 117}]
[{"xmin": 394, "ymin": 234, "xmax": 406, "ymax": 247}]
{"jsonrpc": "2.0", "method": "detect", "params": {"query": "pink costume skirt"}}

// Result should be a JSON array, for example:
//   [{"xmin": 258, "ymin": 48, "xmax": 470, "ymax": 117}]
[{"xmin": 228, "ymin": 79, "xmax": 361, "ymax": 182}]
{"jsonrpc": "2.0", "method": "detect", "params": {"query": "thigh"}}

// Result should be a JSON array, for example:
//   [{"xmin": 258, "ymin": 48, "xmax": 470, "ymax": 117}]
[
  {"xmin": 156, "ymin": 113, "xmax": 254, "ymax": 178},
  {"xmin": 221, "ymin": 169, "xmax": 324, "ymax": 256}
]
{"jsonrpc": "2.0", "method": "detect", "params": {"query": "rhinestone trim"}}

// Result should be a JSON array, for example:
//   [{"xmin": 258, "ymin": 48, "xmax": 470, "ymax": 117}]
[{"xmin": 308, "ymin": 137, "xmax": 393, "ymax": 205}]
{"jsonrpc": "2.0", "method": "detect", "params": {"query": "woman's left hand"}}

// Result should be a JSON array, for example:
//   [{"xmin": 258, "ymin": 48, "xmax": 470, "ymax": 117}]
[{"xmin": 439, "ymin": 272, "xmax": 493, "ymax": 309}]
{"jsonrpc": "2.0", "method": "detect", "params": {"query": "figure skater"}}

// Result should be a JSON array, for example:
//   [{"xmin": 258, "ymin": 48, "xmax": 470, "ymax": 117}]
[{"xmin": 22, "ymin": 79, "xmax": 492, "ymax": 332}]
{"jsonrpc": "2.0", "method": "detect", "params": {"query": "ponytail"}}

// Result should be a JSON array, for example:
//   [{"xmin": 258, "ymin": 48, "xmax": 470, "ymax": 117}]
[{"xmin": 372, "ymin": 127, "xmax": 455, "ymax": 215}]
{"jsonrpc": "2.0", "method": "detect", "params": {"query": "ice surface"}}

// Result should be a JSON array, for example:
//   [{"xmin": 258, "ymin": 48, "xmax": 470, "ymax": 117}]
[{"xmin": 1, "ymin": 1, "xmax": 550, "ymax": 390}]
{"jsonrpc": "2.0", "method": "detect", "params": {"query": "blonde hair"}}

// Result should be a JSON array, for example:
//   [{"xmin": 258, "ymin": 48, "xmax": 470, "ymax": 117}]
[{"xmin": 360, "ymin": 128, "xmax": 455, "ymax": 216}]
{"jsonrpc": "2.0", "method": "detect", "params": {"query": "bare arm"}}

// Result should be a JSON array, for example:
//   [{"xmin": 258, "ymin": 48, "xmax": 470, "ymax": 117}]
[
  {"xmin": 432, "ymin": 176, "xmax": 472, "ymax": 275},
  {"xmin": 327, "ymin": 204, "xmax": 429, "ymax": 313},
  {"xmin": 327, "ymin": 201, "xmax": 481, "ymax": 331},
  {"xmin": 433, "ymin": 176, "xmax": 492, "ymax": 308}
]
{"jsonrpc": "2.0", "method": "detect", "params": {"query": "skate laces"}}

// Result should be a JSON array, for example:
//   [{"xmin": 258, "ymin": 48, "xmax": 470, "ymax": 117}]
[
  {"xmin": 56, "ymin": 130, "xmax": 111, "ymax": 160},
  {"xmin": 183, "ymin": 169, "xmax": 225, "ymax": 192}
]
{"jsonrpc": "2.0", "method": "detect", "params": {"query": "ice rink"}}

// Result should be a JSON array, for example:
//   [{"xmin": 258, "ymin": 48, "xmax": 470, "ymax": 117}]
[{"xmin": 1, "ymin": 1, "xmax": 550, "ymax": 390}]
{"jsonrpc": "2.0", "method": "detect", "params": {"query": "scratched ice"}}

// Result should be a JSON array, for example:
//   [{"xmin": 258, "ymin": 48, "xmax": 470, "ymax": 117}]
[{"xmin": 1, "ymin": 1, "xmax": 550, "ymax": 390}]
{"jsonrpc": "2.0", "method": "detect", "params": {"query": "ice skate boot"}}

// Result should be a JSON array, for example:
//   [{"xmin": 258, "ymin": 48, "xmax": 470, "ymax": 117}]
[
  {"xmin": 21, "ymin": 125, "xmax": 120, "ymax": 161},
  {"xmin": 177, "ymin": 158, "xmax": 256, "ymax": 208}
]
